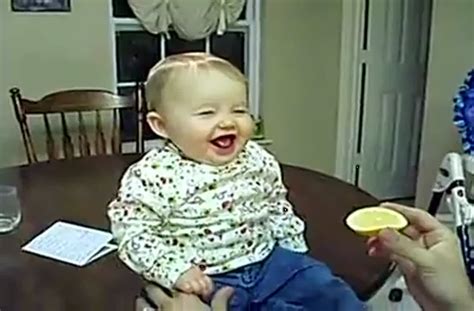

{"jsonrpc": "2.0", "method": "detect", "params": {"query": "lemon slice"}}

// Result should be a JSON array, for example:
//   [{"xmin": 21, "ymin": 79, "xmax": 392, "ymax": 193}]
[{"xmin": 345, "ymin": 206, "xmax": 408, "ymax": 236}]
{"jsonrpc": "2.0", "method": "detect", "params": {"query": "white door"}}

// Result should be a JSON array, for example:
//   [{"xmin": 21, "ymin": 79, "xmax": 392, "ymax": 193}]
[{"xmin": 357, "ymin": 0, "xmax": 431, "ymax": 199}]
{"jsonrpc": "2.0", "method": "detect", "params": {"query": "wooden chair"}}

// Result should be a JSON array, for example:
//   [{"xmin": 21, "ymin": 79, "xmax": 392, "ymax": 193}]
[{"xmin": 10, "ymin": 86, "xmax": 146, "ymax": 164}]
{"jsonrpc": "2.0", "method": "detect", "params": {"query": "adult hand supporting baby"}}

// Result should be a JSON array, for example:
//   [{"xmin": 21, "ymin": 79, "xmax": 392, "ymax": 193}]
[
  {"xmin": 135, "ymin": 284, "xmax": 233, "ymax": 311},
  {"xmin": 367, "ymin": 203, "xmax": 474, "ymax": 311}
]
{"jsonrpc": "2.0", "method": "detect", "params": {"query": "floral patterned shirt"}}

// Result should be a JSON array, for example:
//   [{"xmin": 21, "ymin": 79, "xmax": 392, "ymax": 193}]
[{"xmin": 107, "ymin": 140, "xmax": 308, "ymax": 289}]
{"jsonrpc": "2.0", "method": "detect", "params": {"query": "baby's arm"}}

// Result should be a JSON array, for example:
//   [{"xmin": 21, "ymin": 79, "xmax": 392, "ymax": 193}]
[
  {"xmin": 107, "ymin": 166, "xmax": 194, "ymax": 290},
  {"xmin": 266, "ymin": 159, "xmax": 309, "ymax": 253}
]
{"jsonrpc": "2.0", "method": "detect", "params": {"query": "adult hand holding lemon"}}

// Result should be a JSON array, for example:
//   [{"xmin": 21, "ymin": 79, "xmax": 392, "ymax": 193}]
[{"xmin": 362, "ymin": 203, "xmax": 474, "ymax": 311}]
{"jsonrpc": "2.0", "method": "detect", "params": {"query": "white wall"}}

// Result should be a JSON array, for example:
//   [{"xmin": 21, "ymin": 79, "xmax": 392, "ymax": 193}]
[
  {"xmin": 262, "ymin": 0, "xmax": 343, "ymax": 174},
  {"xmin": 0, "ymin": 0, "xmax": 115, "ymax": 167}
]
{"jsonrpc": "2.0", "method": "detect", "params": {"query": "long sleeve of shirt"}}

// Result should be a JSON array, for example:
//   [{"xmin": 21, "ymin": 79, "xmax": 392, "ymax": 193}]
[
  {"xmin": 108, "ymin": 164, "xmax": 194, "ymax": 289},
  {"xmin": 266, "ymin": 159, "xmax": 309, "ymax": 253}
]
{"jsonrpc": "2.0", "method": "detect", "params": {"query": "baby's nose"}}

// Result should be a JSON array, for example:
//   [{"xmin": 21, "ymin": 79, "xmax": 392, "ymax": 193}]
[{"xmin": 218, "ymin": 118, "xmax": 236, "ymax": 129}]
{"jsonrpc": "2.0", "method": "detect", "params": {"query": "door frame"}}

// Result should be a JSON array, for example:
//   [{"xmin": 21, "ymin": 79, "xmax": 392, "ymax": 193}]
[
  {"xmin": 334, "ymin": 0, "xmax": 365, "ymax": 183},
  {"xmin": 335, "ymin": 0, "xmax": 432, "ymax": 190}
]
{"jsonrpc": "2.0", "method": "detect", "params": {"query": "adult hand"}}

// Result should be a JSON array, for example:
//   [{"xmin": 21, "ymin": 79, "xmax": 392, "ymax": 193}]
[
  {"xmin": 135, "ymin": 284, "xmax": 233, "ymax": 311},
  {"xmin": 367, "ymin": 203, "xmax": 474, "ymax": 311}
]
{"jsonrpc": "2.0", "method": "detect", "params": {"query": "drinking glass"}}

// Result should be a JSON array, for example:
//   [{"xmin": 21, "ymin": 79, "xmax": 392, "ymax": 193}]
[{"xmin": 0, "ymin": 185, "xmax": 22, "ymax": 233}]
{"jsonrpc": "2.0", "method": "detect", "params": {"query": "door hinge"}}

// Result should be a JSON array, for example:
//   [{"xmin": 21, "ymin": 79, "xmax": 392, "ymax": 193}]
[{"xmin": 354, "ymin": 164, "xmax": 361, "ymax": 187}]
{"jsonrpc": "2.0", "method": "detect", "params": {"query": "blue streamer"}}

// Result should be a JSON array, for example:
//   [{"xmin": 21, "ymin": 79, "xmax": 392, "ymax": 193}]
[{"xmin": 453, "ymin": 69, "xmax": 474, "ymax": 155}]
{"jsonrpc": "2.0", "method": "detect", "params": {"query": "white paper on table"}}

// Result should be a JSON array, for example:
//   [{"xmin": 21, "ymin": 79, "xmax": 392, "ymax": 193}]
[{"xmin": 22, "ymin": 221, "xmax": 118, "ymax": 266}]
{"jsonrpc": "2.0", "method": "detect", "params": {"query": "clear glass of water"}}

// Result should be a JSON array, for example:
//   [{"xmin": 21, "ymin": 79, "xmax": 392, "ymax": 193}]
[{"xmin": 0, "ymin": 185, "xmax": 22, "ymax": 233}]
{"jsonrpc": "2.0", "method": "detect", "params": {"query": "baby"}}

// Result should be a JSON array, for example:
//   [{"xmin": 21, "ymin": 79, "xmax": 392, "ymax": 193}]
[{"xmin": 108, "ymin": 53, "xmax": 365, "ymax": 310}]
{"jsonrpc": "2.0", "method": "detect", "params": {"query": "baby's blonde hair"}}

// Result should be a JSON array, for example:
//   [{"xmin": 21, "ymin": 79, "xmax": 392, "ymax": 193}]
[{"xmin": 145, "ymin": 52, "xmax": 247, "ymax": 110}]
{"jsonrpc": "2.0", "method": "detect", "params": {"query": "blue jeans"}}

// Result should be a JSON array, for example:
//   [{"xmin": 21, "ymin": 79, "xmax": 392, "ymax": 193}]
[{"xmin": 209, "ymin": 247, "xmax": 366, "ymax": 310}]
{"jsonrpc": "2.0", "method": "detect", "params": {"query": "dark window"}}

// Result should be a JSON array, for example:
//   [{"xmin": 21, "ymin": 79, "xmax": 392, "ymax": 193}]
[
  {"xmin": 211, "ymin": 32, "xmax": 245, "ymax": 73},
  {"xmin": 165, "ymin": 32, "xmax": 205, "ymax": 55},
  {"xmin": 112, "ymin": 0, "xmax": 134, "ymax": 18},
  {"xmin": 116, "ymin": 31, "xmax": 160, "ymax": 83}
]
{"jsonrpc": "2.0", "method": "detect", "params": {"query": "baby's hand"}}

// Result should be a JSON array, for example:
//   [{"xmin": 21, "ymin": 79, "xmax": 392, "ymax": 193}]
[{"xmin": 175, "ymin": 266, "xmax": 214, "ymax": 297}]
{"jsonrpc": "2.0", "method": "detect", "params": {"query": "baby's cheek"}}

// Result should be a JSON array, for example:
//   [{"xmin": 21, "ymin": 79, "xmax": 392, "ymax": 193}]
[{"xmin": 240, "ymin": 118, "xmax": 255, "ymax": 138}]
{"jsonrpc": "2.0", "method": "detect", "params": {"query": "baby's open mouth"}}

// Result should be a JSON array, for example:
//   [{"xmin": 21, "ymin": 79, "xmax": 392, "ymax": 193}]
[{"xmin": 210, "ymin": 134, "xmax": 236, "ymax": 149}]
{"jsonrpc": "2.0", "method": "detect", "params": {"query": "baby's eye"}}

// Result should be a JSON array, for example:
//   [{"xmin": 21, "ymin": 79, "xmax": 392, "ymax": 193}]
[
  {"xmin": 234, "ymin": 108, "xmax": 248, "ymax": 114},
  {"xmin": 196, "ymin": 110, "xmax": 215, "ymax": 116}
]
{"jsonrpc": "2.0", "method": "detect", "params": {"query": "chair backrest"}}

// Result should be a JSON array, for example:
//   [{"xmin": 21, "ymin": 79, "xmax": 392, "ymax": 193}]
[{"xmin": 10, "ymin": 86, "xmax": 146, "ymax": 164}]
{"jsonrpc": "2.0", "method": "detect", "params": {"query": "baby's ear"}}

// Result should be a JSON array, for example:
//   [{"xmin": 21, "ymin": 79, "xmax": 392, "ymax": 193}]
[{"xmin": 147, "ymin": 111, "xmax": 169, "ymax": 139}]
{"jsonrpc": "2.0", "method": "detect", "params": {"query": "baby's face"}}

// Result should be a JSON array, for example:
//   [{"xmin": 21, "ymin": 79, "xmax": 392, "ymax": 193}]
[{"xmin": 152, "ymin": 68, "xmax": 254, "ymax": 166}]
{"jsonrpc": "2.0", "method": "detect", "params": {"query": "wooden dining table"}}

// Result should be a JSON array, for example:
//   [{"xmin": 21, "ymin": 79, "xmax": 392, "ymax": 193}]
[{"xmin": 0, "ymin": 154, "xmax": 392, "ymax": 310}]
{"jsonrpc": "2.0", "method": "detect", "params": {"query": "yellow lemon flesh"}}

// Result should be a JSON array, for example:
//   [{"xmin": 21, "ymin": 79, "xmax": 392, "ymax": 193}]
[{"xmin": 345, "ymin": 206, "xmax": 408, "ymax": 237}]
